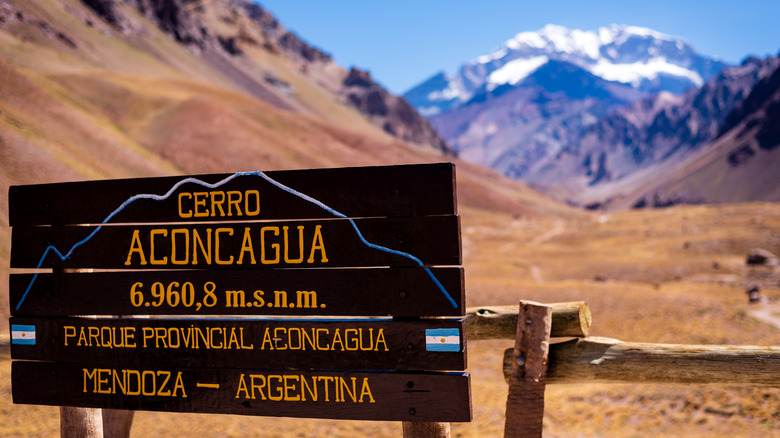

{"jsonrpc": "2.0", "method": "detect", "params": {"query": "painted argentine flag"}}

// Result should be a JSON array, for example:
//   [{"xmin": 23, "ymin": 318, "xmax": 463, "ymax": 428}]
[
  {"xmin": 425, "ymin": 328, "xmax": 460, "ymax": 352},
  {"xmin": 11, "ymin": 325, "xmax": 36, "ymax": 345}
]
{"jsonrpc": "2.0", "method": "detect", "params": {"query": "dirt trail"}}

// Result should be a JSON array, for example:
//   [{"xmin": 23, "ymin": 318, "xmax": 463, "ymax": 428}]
[
  {"xmin": 527, "ymin": 220, "xmax": 565, "ymax": 246},
  {"xmin": 749, "ymin": 302, "xmax": 780, "ymax": 330}
]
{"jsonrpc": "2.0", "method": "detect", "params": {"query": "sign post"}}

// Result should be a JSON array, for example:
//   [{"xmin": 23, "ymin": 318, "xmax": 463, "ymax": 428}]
[{"xmin": 9, "ymin": 163, "xmax": 471, "ymax": 431}]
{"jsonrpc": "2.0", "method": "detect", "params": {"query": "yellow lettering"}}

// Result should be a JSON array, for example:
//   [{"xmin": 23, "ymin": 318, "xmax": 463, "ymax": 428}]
[
  {"xmin": 273, "ymin": 327, "xmax": 287, "ymax": 350},
  {"xmin": 261, "ymin": 328, "xmax": 274, "ymax": 350},
  {"xmin": 283, "ymin": 226, "xmax": 305, "ymax": 263},
  {"xmin": 157, "ymin": 371, "xmax": 172, "ymax": 396},
  {"xmin": 211, "ymin": 191, "xmax": 226, "ymax": 217},
  {"xmin": 97, "ymin": 369, "xmax": 111, "ymax": 394},
  {"xmin": 359, "ymin": 378, "xmax": 375, "ymax": 403},
  {"xmin": 345, "ymin": 329, "xmax": 359, "ymax": 351},
  {"xmin": 125, "ymin": 327, "xmax": 136, "ymax": 348},
  {"xmin": 125, "ymin": 230, "xmax": 148, "ymax": 266},
  {"xmin": 88, "ymin": 327, "xmax": 99, "ymax": 346},
  {"xmin": 237, "ymin": 227, "xmax": 256, "ymax": 265},
  {"xmin": 250, "ymin": 374, "xmax": 266, "ymax": 400},
  {"xmin": 178, "ymin": 192, "xmax": 193, "ymax": 218},
  {"xmin": 245, "ymin": 190, "xmax": 260, "ymax": 216},
  {"xmin": 193, "ymin": 192, "xmax": 208, "ymax": 217},
  {"xmin": 284, "ymin": 375, "xmax": 300, "ymax": 401},
  {"xmin": 142, "ymin": 370, "xmax": 156, "ymax": 396},
  {"xmin": 170, "ymin": 228, "xmax": 189, "ymax": 265},
  {"xmin": 331, "ymin": 329, "xmax": 344, "ymax": 351},
  {"xmin": 267, "ymin": 375, "xmax": 283, "ymax": 401},
  {"xmin": 64, "ymin": 326, "xmax": 76, "ymax": 346},
  {"xmin": 192, "ymin": 228, "xmax": 212, "ymax": 265},
  {"xmin": 376, "ymin": 329, "xmax": 389, "ymax": 351},
  {"xmin": 235, "ymin": 373, "xmax": 250, "ymax": 399},
  {"xmin": 215, "ymin": 228, "xmax": 234, "ymax": 265},
  {"xmin": 227, "ymin": 191, "xmax": 242, "ymax": 216},
  {"xmin": 83, "ymin": 368, "xmax": 98, "ymax": 393},
  {"xmin": 126, "ymin": 370, "xmax": 141, "ymax": 395},
  {"xmin": 261, "ymin": 227, "xmax": 280, "ymax": 264},
  {"xmin": 150, "ymin": 229, "xmax": 168, "ymax": 265},
  {"xmin": 142, "ymin": 327, "xmax": 154, "ymax": 348},
  {"xmin": 319, "ymin": 376, "xmax": 334, "ymax": 401},
  {"xmin": 172, "ymin": 372, "xmax": 187, "ymax": 398},
  {"xmin": 307, "ymin": 225, "xmax": 328, "ymax": 263},
  {"xmin": 301, "ymin": 375, "xmax": 317, "ymax": 401}
]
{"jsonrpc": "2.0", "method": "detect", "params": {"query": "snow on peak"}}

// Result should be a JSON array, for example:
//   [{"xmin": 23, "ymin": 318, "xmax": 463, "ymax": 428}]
[
  {"xmin": 504, "ymin": 24, "xmax": 601, "ymax": 59},
  {"xmin": 487, "ymin": 56, "xmax": 549, "ymax": 89},
  {"xmin": 469, "ymin": 24, "xmax": 703, "ymax": 89},
  {"xmin": 403, "ymin": 23, "xmax": 724, "ymax": 115},
  {"xmin": 484, "ymin": 24, "xmax": 689, "ymax": 66},
  {"xmin": 592, "ymin": 58, "xmax": 704, "ymax": 87},
  {"xmin": 607, "ymin": 24, "xmax": 677, "ymax": 43}
]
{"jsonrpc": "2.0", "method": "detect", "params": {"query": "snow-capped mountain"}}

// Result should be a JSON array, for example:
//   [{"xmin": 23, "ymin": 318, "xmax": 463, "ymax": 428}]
[{"xmin": 405, "ymin": 24, "xmax": 728, "ymax": 116}]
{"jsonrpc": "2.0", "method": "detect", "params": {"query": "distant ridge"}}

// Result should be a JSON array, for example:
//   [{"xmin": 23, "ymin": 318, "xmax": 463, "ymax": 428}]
[{"xmin": 402, "ymin": 24, "xmax": 780, "ymax": 208}]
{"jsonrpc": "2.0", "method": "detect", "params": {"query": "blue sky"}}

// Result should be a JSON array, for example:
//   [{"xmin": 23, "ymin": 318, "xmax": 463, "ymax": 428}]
[{"xmin": 257, "ymin": 1, "xmax": 780, "ymax": 94}]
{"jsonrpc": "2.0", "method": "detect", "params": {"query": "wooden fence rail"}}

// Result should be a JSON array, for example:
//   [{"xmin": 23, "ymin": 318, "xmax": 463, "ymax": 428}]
[{"xmin": 502, "ymin": 336, "xmax": 780, "ymax": 386}]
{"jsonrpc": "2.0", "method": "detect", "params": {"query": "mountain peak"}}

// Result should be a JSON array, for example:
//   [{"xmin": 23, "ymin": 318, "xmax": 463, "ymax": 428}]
[{"xmin": 405, "ymin": 24, "xmax": 728, "ymax": 116}]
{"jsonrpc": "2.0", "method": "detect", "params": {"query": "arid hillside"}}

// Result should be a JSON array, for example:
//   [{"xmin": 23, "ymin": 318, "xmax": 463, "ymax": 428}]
[{"xmin": 0, "ymin": 0, "xmax": 572, "ymax": 323}]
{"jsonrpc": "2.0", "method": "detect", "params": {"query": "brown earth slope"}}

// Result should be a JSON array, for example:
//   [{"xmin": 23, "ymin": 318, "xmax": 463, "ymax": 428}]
[{"xmin": 0, "ymin": 0, "xmax": 572, "ymax": 323}]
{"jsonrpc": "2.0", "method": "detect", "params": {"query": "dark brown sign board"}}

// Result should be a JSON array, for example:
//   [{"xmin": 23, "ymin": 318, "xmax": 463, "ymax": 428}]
[
  {"xmin": 10, "ymin": 317, "xmax": 466, "ymax": 371},
  {"xmin": 13, "ymin": 361, "xmax": 471, "ymax": 422},
  {"xmin": 9, "ymin": 163, "xmax": 471, "ymax": 422},
  {"xmin": 10, "ymin": 267, "xmax": 464, "ymax": 317},
  {"xmin": 10, "ymin": 216, "xmax": 461, "ymax": 270},
  {"xmin": 8, "ymin": 163, "xmax": 456, "ymax": 226}
]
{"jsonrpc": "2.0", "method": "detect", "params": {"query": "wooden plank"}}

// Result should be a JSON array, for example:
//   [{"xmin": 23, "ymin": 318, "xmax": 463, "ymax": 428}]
[
  {"xmin": 13, "ymin": 361, "xmax": 472, "ymax": 422},
  {"xmin": 465, "ymin": 302, "xmax": 590, "ymax": 339},
  {"xmin": 10, "ymin": 267, "xmax": 464, "ymax": 317},
  {"xmin": 10, "ymin": 317, "xmax": 467, "ymax": 371},
  {"xmin": 11, "ymin": 216, "xmax": 461, "ymax": 270},
  {"xmin": 504, "ymin": 301, "xmax": 551, "ymax": 438},
  {"xmin": 9, "ymin": 163, "xmax": 456, "ymax": 226},
  {"xmin": 503, "ymin": 337, "xmax": 780, "ymax": 386}
]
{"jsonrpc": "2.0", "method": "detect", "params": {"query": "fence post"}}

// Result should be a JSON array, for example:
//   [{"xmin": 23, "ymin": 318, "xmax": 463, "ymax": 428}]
[
  {"xmin": 403, "ymin": 421, "xmax": 451, "ymax": 438},
  {"xmin": 102, "ymin": 410, "xmax": 134, "ymax": 438},
  {"xmin": 60, "ymin": 407, "xmax": 102, "ymax": 438},
  {"xmin": 504, "ymin": 301, "xmax": 552, "ymax": 438}
]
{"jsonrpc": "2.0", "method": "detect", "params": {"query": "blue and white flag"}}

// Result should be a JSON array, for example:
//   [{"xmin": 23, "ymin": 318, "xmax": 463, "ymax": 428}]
[
  {"xmin": 11, "ymin": 324, "xmax": 36, "ymax": 345},
  {"xmin": 425, "ymin": 328, "xmax": 460, "ymax": 352}
]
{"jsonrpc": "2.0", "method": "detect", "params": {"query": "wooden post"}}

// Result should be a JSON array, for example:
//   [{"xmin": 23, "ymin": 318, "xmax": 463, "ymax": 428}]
[
  {"xmin": 60, "ymin": 407, "xmax": 102, "ymax": 438},
  {"xmin": 402, "ymin": 421, "xmax": 451, "ymax": 438},
  {"xmin": 504, "ymin": 301, "xmax": 552, "ymax": 438},
  {"xmin": 102, "ymin": 410, "xmax": 134, "ymax": 438}
]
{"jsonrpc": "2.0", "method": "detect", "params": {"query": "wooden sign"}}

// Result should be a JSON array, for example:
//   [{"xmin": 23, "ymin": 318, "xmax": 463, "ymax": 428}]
[
  {"xmin": 10, "ymin": 267, "xmax": 464, "ymax": 317},
  {"xmin": 10, "ymin": 317, "xmax": 466, "ymax": 371},
  {"xmin": 8, "ymin": 163, "xmax": 471, "ymax": 423},
  {"xmin": 13, "ymin": 361, "xmax": 472, "ymax": 422}
]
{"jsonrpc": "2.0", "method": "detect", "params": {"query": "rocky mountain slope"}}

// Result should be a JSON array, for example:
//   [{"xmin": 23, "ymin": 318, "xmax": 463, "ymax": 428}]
[
  {"xmin": 0, "ymin": 0, "xmax": 579, "ymax": 322},
  {"xmin": 405, "ymin": 23, "xmax": 780, "ymax": 208},
  {"xmin": 619, "ymin": 56, "xmax": 780, "ymax": 208},
  {"xmin": 67, "ymin": 0, "xmax": 451, "ymax": 152},
  {"xmin": 535, "ymin": 55, "xmax": 780, "ymax": 206}
]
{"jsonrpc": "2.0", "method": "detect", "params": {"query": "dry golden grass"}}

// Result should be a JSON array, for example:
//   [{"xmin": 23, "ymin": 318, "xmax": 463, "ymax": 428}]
[{"xmin": 3, "ymin": 202, "xmax": 780, "ymax": 437}]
